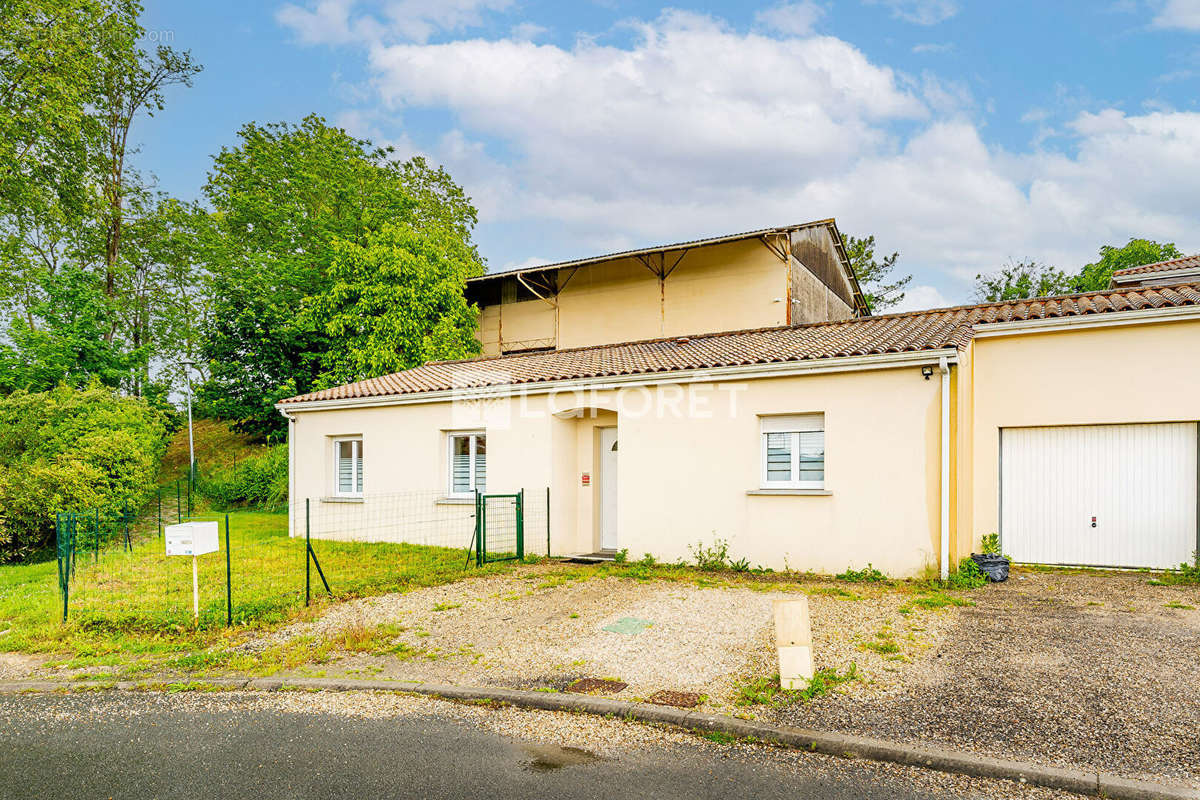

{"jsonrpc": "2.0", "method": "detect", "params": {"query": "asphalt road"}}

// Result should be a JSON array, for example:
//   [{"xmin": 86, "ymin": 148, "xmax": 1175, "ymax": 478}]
[{"xmin": 0, "ymin": 692, "xmax": 1058, "ymax": 800}]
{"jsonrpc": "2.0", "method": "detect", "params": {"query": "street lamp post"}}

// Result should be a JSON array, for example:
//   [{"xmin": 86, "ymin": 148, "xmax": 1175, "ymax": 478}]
[{"xmin": 181, "ymin": 359, "xmax": 195, "ymax": 516}]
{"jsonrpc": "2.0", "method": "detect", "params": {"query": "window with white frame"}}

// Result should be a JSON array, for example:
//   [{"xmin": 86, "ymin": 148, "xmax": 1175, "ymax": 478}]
[
  {"xmin": 333, "ymin": 438, "xmax": 364, "ymax": 496},
  {"xmin": 760, "ymin": 414, "xmax": 825, "ymax": 489},
  {"xmin": 448, "ymin": 432, "xmax": 486, "ymax": 496}
]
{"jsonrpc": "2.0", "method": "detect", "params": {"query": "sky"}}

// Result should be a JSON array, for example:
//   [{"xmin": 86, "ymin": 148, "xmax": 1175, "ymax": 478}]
[{"xmin": 138, "ymin": 0, "xmax": 1200, "ymax": 311}]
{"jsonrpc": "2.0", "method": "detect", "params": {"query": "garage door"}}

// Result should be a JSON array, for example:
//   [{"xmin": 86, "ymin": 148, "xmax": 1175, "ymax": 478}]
[{"xmin": 1001, "ymin": 423, "xmax": 1198, "ymax": 568}]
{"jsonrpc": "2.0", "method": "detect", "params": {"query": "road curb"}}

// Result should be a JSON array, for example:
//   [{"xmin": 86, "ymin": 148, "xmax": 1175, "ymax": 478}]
[{"xmin": 1, "ymin": 677, "xmax": 1196, "ymax": 800}]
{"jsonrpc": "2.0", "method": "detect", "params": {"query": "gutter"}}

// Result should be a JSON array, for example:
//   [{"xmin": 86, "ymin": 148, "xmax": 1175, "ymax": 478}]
[
  {"xmin": 277, "ymin": 407, "xmax": 297, "ymax": 538},
  {"xmin": 939, "ymin": 354, "xmax": 951, "ymax": 581},
  {"xmin": 972, "ymin": 305, "xmax": 1200, "ymax": 338},
  {"xmin": 276, "ymin": 349, "xmax": 961, "ymax": 414}
]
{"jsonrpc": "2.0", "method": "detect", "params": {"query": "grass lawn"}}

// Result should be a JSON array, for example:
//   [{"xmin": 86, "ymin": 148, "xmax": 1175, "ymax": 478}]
[{"xmin": 0, "ymin": 510, "xmax": 515, "ymax": 668}]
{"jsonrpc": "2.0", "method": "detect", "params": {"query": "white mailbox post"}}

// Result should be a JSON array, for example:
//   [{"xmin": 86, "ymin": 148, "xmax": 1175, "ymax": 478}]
[{"xmin": 164, "ymin": 521, "xmax": 219, "ymax": 622}]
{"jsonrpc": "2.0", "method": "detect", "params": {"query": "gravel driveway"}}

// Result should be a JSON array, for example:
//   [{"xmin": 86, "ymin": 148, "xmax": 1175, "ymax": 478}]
[
  {"xmin": 771, "ymin": 569, "xmax": 1200, "ymax": 787},
  {"xmin": 258, "ymin": 566, "xmax": 957, "ymax": 708}
]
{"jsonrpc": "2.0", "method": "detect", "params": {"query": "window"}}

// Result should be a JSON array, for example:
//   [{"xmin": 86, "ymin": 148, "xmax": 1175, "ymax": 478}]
[
  {"xmin": 448, "ymin": 432, "xmax": 486, "ymax": 496},
  {"xmin": 333, "ymin": 438, "xmax": 364, "ymax": 496},
  {"xmin": 760, "ymin": 415, "xmax": 824, "ymax": 489}
]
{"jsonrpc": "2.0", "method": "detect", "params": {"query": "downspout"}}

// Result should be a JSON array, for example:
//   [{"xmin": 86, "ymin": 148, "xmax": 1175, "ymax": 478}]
[
  {"xmin": 279, "ymin": 407, "xmax": 296, "ymax": 539},
  {"xmin": 939, "ymin": 355, "xmax": 951, "ymax": 581}
]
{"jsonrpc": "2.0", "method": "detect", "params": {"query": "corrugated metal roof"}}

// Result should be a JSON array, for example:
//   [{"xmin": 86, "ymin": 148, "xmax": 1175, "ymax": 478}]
[
  {"xmin": 279, "ymin": 283, "xmax": 1200, "ymax": 405},
  {"xmin": 466, "ymin": 220, "xmax": 840, "ymax": 283}
]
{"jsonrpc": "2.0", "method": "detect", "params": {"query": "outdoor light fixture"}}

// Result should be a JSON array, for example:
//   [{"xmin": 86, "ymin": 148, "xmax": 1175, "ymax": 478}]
[{"xmin": 922, "ymin": 365, "xmax": 934, "ymax": 380}]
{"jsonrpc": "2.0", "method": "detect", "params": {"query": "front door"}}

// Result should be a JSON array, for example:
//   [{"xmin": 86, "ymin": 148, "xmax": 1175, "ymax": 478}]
[{"xmin": 599, "ymin": 427, "xmax": 618, "ymax": 551}]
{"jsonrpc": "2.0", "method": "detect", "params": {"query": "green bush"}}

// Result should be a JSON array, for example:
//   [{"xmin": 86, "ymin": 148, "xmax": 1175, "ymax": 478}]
[
  {"xmin": 0, "ymin": 384, "xmax": 169, "ymax": 562},
  {"xmin": 194, "ymin": 445, "xmax": 287, "ymax": 510},
  {"xmin": 980, "ymin": 533, "xmax": 1001, "ymax": 555}
]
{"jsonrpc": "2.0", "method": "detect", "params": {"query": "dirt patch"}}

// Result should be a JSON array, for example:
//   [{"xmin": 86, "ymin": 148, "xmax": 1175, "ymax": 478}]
[
  {"xmin": 0, "ymin": 652, "xmax": 49, "ymax": 681},
  {"xmin": 772, "ymin": 569, "xmax": 1200, "ymax": 787}
]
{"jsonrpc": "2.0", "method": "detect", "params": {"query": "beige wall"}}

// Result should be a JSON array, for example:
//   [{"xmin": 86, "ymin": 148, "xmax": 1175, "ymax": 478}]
[
  {"xmin": 476, "ymin": 239, "xmax": 790, "ymax": 355},
  {"xmin": 287, "ymin": 361, "xmax": 947, "ymax": 577},
  {"xmin": 967, "ymin": 318, "xmax": 1200, "ymax": 546}
]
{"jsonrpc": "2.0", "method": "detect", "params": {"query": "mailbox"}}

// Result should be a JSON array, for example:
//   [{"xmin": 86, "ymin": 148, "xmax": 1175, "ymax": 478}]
[{"xmin": 165, "ymin": 521, "xmax": 220, "ymax": 557}]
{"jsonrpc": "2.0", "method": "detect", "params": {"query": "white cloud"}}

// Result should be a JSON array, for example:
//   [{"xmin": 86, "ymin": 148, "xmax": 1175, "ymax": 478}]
[
  {"xmin": 890, "ymin": 284, "xmax": 952, "ymax": 312},
  {"xmin": 1151, "ymin": 0, "xmax": 1200, "ymax": 30},
  {"xmin": 863, "ymin": 0, "xmax": 959, "ymax": 25},
  {"xmin": 510, "ymin": 21, "xmax": 548, "ymax": 41},
  {"xmin": 277, "ymin": 0, "xmax": 514, "ymax": 44},
  {"xmin": 754, "ymin": 2, "xmax": 826, "ymax": 37},
  {"xmin": 294, "ymin": 6, "xmax": 1200, "ymax": 304},
  {"xmin": 911, "ymin": 42, "xmax": 954, "ymax": 53}
]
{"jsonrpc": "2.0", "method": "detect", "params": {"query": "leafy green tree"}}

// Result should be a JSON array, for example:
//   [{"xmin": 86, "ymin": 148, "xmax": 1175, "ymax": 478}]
[
  {"xmin": 0, "ymin": 265, "xmax": 136, "ymax": 391},
  {"xmin": 1074, "ymin": 238, "xmax": 1183, "ymax": 292},
  {"xmin": 975, "ymin": 261, "xmax": 1075, "ymax": 302},
  {"xmin": 308, "ymin": 223, "xmax": 481, "ymax": 388},
  {"xmin": 197, "ymin": 116, "xmax": 483, "ymax": 438},
  {"xmin": 0, "ymin": 383, "xmax": 168, "ymax": 561},
  {"xmin": 843, "ymin": 234, "xmax": 912, "ymax": 311},
  {"xmin": 0, "ymin": 0, "xmax": 200, "ymax": 397}
]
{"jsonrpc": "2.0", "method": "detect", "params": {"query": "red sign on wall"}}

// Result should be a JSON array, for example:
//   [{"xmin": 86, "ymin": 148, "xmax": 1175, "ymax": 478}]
[{"xmin": 581, "ymin": 473, "xmax": 591, "ymax": 486}]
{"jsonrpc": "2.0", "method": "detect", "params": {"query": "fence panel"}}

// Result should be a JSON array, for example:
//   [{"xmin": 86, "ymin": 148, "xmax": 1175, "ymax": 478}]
[{"xmin": 54, "ymin": 486, "xmax": 551, "ymax": 625}]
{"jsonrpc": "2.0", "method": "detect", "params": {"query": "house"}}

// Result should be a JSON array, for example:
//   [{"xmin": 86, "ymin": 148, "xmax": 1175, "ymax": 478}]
[{"xmin": 277, "ymin": 221, "xmax": 1200, "ymax": 577}]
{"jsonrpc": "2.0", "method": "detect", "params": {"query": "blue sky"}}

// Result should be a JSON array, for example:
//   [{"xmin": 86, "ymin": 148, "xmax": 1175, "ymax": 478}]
[{"xmin": 138, "ymin": 0, "xmax": 1200, "ymax": 309}]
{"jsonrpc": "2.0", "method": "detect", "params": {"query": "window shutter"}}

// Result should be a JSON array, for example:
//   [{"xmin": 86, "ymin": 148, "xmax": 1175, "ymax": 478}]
[{"xmin": 761, "ymin": 414, "xmax": 823, "ymax": 433}]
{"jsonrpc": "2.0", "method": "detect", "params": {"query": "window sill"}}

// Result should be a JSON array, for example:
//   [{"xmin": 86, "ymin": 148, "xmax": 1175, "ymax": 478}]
[
  {"xmin": 437, "ymin": 496, "xmax": 476, "ymax": 505},
  {"xmin": 746, "ymin": 489, "xmax": 832, "ymax": 496},
  {"xmin": 321, "ymin": 496, "xmax": 364, "ymax": 504}
]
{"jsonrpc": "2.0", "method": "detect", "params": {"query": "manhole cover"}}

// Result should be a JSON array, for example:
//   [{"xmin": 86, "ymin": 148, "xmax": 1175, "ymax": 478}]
[
  {"xmin": 566, "ymin": 677, "xmax": 628, "ymax": 694},
  {"xmin": 601, "ymin": 617, "xmax": 653, "ymax": 635},
  {"xmin": 646, "ymin": 690, "xmax": 701, "ymax": 708}
]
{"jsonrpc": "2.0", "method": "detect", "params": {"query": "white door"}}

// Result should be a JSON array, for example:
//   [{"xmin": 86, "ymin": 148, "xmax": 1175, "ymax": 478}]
[
  {"xmin": 1001, "ymin": 423, "xmax": 1197, "ymax": 568},
  {"xmin": 599, "ymin": 427, "xmax": 618, "ymax": 551}
]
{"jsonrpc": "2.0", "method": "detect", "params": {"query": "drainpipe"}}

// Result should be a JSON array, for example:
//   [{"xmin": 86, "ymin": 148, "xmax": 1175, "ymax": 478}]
[
  {"xmin": 939, "ymin": 355, "xmax": 951, "ymax": 581},
  {"xmin": 278, "ymin": 407, "xmax": 297, "ymax": 538}
]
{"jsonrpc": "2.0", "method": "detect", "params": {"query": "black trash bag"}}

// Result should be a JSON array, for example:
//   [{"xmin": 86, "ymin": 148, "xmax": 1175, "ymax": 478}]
[{"xmin": 971, "ymin": 553, "xmax": 1010, "ymax": 582}]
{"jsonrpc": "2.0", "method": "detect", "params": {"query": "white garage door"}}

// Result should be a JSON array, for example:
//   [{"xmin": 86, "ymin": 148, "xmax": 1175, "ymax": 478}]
[{"xmin": 1001, "ymin": 423, "xmax": 1198, "ymax": 569}]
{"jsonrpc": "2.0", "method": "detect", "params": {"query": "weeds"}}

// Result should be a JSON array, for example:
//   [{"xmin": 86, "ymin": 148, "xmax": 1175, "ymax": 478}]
[
  {"xmin": 689, "ymin": 539, "xmax": 731, "ymax": 571},
  {"xmin": 944, "ymin": 558, "xmax": 987, "ymax": 590},
  {"xmin": 735, "ymin": 665, "xmax": 858, "ymax": 707},
  {"xmin": 1152, "ymin": 557, "xmax": 1200, "ymax": 586},
  {"xmin": 835, "ymin": 564, "xmax": 888, "ymax": 583}
]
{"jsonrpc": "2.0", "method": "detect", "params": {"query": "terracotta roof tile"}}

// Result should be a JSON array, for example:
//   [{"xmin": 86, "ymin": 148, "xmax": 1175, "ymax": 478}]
[
  {"xmin": 1112, "ymin": 254, "xmax": 1200, "ymax": 278},
  {"xmin": 280, "ymin": 282, "xmax": 1200, "ymax": 405}
]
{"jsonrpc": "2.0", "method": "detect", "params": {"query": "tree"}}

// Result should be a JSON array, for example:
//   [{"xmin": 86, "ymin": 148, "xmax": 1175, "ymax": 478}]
[
  {"xmin": 1074, "ymin": 238, "xmax": 1183, "ymax": 292},
  {"xmin": 196, "ymin": 116, "xmax": 484, "ymax": 438},
  {"xmin": 0, "ymin": 264, "xmax": 135, "ymax": 392},
  {"xmin": 842, "ymin": 234, "xmax": 912, "ymax": 311},
  {"xmin": 975, "ymin": 261, "xmax": 1075, "ymax": 302},
  {"xmin": 0, "ymin": 0, "xmax": 201, "ymax": 397},
  {"xmin": 307, "ymin": 223, "xmax": 481, "ymax": 388}
]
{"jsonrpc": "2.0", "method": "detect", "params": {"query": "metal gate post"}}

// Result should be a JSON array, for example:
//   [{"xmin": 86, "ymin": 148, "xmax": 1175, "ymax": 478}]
[
  {"xmin": 516, "ymin": 489, "xmax": 524, "ymax": 561},
  {"xmin": 224, "ymin": 513, "xmax": 232, "ymax": 626},
  {"xmin": 305, "ymin": 498, "xmax": 311, "ymax": 606},
  {"xmin": 473, "ymin": 490, "xmax": 482, "ymax": 567}
]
